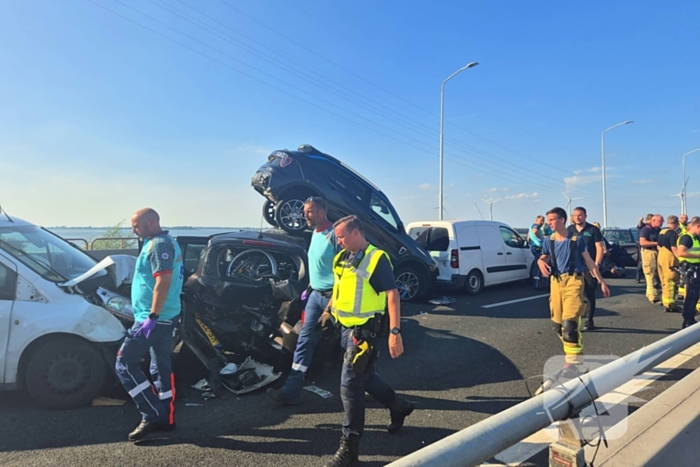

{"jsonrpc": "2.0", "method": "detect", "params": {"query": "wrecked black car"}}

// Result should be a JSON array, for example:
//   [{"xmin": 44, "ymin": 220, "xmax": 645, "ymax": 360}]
[{"xmin": 176, "ymin": 230, "xmax": 337, "ymax": 395}]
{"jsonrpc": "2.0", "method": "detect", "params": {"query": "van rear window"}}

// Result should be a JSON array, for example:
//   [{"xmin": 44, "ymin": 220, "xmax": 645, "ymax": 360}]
[{"xmin": 411, "ymin": 227, "xmax": 449, "ymax": 252}]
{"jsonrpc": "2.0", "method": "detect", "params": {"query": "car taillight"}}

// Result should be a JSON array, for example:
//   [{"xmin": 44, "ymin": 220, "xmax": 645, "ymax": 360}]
[
  {"xmin": 450, "ymin": 249, "xmax": 459, "ymax": 269},
  {"xmin": 280, "ymin": 154, "xmax": 294, "ymax": 167}
]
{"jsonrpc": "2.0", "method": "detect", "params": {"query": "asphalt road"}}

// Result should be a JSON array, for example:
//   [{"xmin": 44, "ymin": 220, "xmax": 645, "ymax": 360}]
[{"xmin": 1, "ymin": 272, "xmax": 698, "ymax": 467}]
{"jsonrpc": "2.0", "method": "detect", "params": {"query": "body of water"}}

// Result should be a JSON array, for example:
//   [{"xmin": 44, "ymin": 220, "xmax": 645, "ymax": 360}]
[{"xmin": 50, "ymin": 227, "xmax": 250, "ymax": 243}]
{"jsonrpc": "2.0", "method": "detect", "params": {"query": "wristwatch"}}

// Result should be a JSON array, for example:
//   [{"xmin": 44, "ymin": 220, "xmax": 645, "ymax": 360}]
[{"xmin": 390, "ymin": 327, "xmax": 401, "ymax": 335}]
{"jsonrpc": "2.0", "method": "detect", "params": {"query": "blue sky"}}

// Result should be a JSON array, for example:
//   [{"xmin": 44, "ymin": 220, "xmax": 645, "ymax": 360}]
[{"xmin": 1, "ymin": 1, "xmax": 699, "ymax": 229}]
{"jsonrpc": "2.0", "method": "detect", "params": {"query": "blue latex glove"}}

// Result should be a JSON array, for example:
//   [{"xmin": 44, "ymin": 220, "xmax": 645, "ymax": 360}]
[{"xmin": 134, "ymin": 317, "xmax": 157, "ymax": 339}]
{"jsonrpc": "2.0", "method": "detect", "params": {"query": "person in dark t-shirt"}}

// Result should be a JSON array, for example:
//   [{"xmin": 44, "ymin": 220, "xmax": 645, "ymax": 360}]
[{"xmin": 639, "ymin": 215, "xmax": 663, "ymax": 303}]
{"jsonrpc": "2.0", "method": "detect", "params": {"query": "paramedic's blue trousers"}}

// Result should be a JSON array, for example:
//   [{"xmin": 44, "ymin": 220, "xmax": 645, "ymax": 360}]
[{"xmin": 116, "ymin": 319, "xmax": 176, "ymax": 423}]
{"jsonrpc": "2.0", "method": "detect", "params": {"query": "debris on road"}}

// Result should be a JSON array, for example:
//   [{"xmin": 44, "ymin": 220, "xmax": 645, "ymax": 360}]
[
  {"xmin": 191, "ymin": 379, "xmax": 211, "ymax": 391},
  {"xmin": 428, "ymin": 296, "xmax": 456, "ymax": 305},
  {"xmin": 220, "ymin": 363, "xmax": 239, "ymax": 375},
  {"xmin": 185, "ymin": 403, "xmax": 204, "ymax": 407},
  {"xmin": 304, "ymin": 385, "xmax": 333, "ymax": 399},
  {"xmin": 202, "ymin": 391, "xmax": 217, "ymax": 400},
  {"xmin": 91, "ymin": 397, "xmax": 127, "ymax": 407}
]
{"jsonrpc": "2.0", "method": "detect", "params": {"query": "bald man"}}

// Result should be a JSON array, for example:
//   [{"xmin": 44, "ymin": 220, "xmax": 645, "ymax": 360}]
[{"xmin": 116, "ymin": 208, "xmax": 184, "ymax": 441}]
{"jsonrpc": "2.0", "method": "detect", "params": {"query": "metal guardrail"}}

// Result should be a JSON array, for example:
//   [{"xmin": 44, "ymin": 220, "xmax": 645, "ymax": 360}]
[
  {"xmin": 64, "ymin": 238, "xmax": 88, "ymax": 249},
  {"xmin": 387, "ymin": 324, "xmax": 700, "ymax": 467},
  {"xmin": 90, "ymin": 237, "xmax": 138, "ymax": 250}
]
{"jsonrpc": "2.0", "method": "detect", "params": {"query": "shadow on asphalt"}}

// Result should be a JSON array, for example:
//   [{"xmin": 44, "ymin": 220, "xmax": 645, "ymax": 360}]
[{"xmin": 0, "ymin": 315, "xmax": 520, "ymax": 460}]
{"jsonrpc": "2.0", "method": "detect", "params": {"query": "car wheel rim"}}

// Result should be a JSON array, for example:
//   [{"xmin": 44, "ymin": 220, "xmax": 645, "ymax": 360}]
[
  {"xmin": 396, "ymin": 271, "xmax": 419, "ymax": 300},
  {"xmin": 469, "ymin": 275, "xmax": 480, "ymax": 290},
  {"xmin": 43, "ymin": 353, "xmax": 91, "ymax": 395},
  {"xmin": 279, "ymin": 199, "xmax": 306, "ymax": 231}
]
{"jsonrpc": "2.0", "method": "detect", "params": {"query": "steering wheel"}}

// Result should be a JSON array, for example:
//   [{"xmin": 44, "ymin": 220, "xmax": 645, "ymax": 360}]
[{"xmin": 226, "ymin": 249, "xmax": 278, "ymax": 281}]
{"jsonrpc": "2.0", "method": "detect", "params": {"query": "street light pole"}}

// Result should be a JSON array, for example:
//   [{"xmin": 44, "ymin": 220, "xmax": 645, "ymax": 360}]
[
  {"xmin": 682, "ymin": 148, "xmax": 700, "ymax": 214},
  {"xmin": 439, "ymin": 61, "xmax": 479, "ymax": 220},
  {"xmin": 601, "ymin": 120, "xmax": 633, "ymax": 229}
]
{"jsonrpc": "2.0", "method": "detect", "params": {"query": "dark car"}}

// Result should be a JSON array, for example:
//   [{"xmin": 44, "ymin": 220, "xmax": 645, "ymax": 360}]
[
  {"xmin": 176, "ymin": 230, "xmax": 338, "ymax": 395},
  {"xmin": 251, "ymin": 144, "xmax": 437, "ymax": 301},
  {"xmin": 602, "ymin": 228, "xmax": 639, "ymax": 267}
]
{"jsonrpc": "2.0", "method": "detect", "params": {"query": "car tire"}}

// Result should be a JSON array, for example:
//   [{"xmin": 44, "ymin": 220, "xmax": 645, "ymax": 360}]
[
  {"xmin": 262, "ymin": 200, "xmax": 278, "ymax": 227},
  {"xmin": 25, "ymin": 337, "xmax": 107, "ymax": 410},
  {"xmin": 465, "ymin": 269, "xmax": 484, "ymax": 295},
  {"xmin": 274, "ymin": 191, "xmax": 313, "ymax": 235},
  {"xmin": 394, "ymin": 264, "xmax": 428, "ymax": 302}
]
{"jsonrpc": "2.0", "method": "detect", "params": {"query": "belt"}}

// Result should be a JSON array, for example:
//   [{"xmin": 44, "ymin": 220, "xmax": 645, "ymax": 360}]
[{"xmin": 641, "ymin": 247, "xmax": 658, "ymax": 251}]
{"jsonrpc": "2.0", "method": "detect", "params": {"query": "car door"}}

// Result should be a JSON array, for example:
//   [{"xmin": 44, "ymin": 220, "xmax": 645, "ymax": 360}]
[
  {"xmin": 475, "ymin": 225, "xmax": 508, "ymax": 284},
  {"xmin": 499, "ymin": 226, "xmax": 530, "ymax": 280},
  {"xmin": 0, "ymin": 257, "xmax": 18, "ymax": 383},
  {"xmin": 175, "ymin": 236, "xmax": 210, "ymax": 280}
]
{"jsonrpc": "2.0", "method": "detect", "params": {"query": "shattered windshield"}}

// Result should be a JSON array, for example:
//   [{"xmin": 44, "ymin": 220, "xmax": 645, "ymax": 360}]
[{"xmin": 0, "ymin": 225, "xmax": 103, "ymax": 282}]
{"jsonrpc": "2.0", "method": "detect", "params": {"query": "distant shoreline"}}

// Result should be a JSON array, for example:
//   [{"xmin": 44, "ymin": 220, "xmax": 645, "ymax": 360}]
[{"xmin": 47, "ymin": 226, "xmax": 250, "ymax": 229}]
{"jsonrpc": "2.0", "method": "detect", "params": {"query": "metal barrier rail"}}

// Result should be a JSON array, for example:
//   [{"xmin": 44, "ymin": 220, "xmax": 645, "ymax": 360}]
[
  {"xmin": 387, "ymin": 324, "xmax": 700, "ymax": 467},
  {"xmin": 89, "ymin": 237, "xmax": 138, "ymax": 250},
  {"xmin": 64, "ymin": 238, "xmax": 89, "ymax": 249}
]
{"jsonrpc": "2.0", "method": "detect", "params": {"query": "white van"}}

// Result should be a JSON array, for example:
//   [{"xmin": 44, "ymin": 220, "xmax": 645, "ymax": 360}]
[
  {"xmin": 406, "ymin": 220, "xmax": 534, "ymax": 294},
  {"xmin": 0, "ymin": 214, "xmax": 132, "ymax": 409}
]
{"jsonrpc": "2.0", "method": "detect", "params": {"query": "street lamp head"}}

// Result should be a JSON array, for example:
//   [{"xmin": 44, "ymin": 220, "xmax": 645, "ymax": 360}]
[
  {"xmin": 623, "ymin": 120, "xmax": 633, "ymax": 125},
  {"xmin": 466, "ymin": 62, "xmax": 479, "ymax": 69}
]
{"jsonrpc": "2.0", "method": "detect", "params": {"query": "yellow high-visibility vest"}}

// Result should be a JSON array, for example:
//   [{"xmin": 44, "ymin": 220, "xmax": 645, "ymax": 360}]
[
  {"xmin": 678, "ymin": 234, "xmax": 700, "ymax": 264},
  {"xmin": 331, "ymin": 244, "xmax": 390, "ymax": 327}
]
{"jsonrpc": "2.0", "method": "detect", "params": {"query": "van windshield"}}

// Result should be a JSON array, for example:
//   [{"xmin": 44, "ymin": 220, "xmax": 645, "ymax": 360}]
[
  {"xmin": 0, "ymin": 225, "xmax": 103, "ymax": 282},
  {"xmin": 410, "ymin": 227, "xmax": 450, "ymax": 251}
]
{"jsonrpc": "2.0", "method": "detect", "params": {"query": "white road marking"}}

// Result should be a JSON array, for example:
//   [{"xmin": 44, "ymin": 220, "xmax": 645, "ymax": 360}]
[
  {"xmin": 486, "ymin": 342, "xmax": 700, "ymax": 466},
  {"xmin": 482, "ymin": 294, "xmax": 549, "ymax": 308}
]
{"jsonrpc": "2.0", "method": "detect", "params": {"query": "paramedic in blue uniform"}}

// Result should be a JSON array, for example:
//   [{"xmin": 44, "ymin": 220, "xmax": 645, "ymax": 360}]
[
  {"xmin": 267, "ymin": 197, "xmax": 341, "ymax": 405},
  {"xmin": 116, "ymin": 208, "xmax": 184, "ymax": 441}
]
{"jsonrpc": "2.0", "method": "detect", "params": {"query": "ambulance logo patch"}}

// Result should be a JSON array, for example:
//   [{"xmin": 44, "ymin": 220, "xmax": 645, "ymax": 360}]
[{"xmin": 162, "ymin": 252, "xmax": 170, "ymax": 260}]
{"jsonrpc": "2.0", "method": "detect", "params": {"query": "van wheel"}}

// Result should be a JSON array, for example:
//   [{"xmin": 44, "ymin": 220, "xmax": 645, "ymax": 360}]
[
  {"xmin": 25, "ymin": 337, "xmax": 107, "ymax": 410},
  {"xmin": 274, "ymin": 190, "xmax": 313, "ymax": 235},
  {"xmin": 465, "ymin": 270, "xmax": 484, "ymax": 295},
  {"xmin": 394, "ymin": 264, "xmax": 427, "ymax": 302},
  {"xmin": 262, "ymin": 200, "xmax": 278, "ymax": 227}
]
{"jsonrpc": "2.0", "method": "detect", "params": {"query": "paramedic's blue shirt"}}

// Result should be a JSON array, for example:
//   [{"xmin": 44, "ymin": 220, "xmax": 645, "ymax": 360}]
[
  {"xmin": 308, "ymin": 225, "xmax": 341, "ymax": 291},
  {"xmin": 132, "ymin": 232, "xmax": 184, "ymax": 323},
  {"xmin": 541, "ymin": 232, "xmax": 588, "ymax": 274}
]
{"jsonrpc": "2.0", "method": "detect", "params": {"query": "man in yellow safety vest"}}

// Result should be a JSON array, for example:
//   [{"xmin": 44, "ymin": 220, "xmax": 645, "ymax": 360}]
[{"xmin": 319, "ymin": 215, "xmax": 413, "ymax": 467}]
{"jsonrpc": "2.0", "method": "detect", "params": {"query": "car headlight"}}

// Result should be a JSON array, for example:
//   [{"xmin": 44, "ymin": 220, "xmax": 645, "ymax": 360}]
[{"xmin": 106, "ymin": 296, "xmax": 134, "ymax": 316}]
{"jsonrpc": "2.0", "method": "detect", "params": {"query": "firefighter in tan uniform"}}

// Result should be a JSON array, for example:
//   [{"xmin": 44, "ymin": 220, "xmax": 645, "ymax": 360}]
[
  {"xmin": 639, "ymin": 214, "xmax": 664, "ymax": 303},
  {"xmin": 657, "ymin": 215, "xmax": 681, "ymax": 313},
  {"xmin": 538, "ymin": 207, "xmax": 610, "ymax": 375}
]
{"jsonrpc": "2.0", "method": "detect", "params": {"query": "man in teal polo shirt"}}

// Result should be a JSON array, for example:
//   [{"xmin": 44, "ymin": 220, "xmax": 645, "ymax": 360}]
[{"xmin": 116, "ymin": 208, "xmax": 184, "ymax": 441}]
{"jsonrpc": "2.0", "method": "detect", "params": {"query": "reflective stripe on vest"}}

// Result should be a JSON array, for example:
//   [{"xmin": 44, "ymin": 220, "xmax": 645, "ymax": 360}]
[
  {"xmin": 331, "ymin": 244, "xmax": 389, "ymax": 326},
  {"xmin": 678, "ymin": 234, "xmax": 700, "ymax": 264}
]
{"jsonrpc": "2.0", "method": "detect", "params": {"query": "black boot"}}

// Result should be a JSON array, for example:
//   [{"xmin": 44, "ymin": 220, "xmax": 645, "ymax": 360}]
[
  {"xmin": 682, "ymin": 318, "xmax": 697, "ymax": 329},
  {"xmin": 387, "ymin": 397, "xmax": 414, "ymax": 434},
  {"xmin": 128, "ymin": 419, "xmax": 175, "ymax": 441},
  {"xmin": 324, "ymin": 436, "xmax": 359, "ymax": 467}
]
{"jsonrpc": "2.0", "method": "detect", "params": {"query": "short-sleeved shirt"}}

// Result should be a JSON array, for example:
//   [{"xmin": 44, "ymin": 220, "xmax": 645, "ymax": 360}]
[
  {"xmin": 345, "ymin": 250, "xmax": 396, "ymax": 293},
  {"xmin": 679, "ymin": 234, "xmax": 698, "ymax": 250},
  {"xmin": 567, "ymin": 223, "xmax": 603, "ymax": 262},
  {"xmin": 529, "ymin": 223, "xmax": 543, "ymax": 248},
  {"xmin": 308, "ymin": 225, "xmax": 341, "ymax": 291},
  {"xmin": 658, "ymin": 229, "xmax": 679, "ymax": 251},
  {"xmin": 541, "ymin": 232, "xmax": 588, "ymax": 274},
  {"xmin": 132, "ymin": 231, "xmax": 184, "ymax": 323},
  {"xmin": 639, "ymin": 226, "xmax": 661, "ymax": 250}
]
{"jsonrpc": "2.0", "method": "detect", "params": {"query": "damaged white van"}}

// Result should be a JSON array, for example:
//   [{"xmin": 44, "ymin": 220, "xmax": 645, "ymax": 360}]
[{"xmin": 0, "ymin": 213, "xmax": 133, "ymax": 409}]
